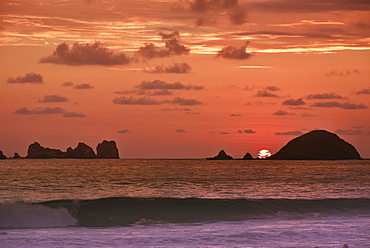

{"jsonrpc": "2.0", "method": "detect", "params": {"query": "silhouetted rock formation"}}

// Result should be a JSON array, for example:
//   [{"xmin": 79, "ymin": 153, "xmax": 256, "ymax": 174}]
[
  {"xmin": 270, "ymin": 130, "xmax": 362, "ymax": 160},
  {"xmin": 0, "ymin": 151, "xmax": 6, "ymax": 159},
  {"xmin": 242, "ymin": 152, "xmax": 253, "ymax": 160},
  {"xmin": 66, "ymin": 142, "xmax": 96, "ymax": 158},
  {"xmin": 13, "ymin": 153, "xmax": 21, "ymax": 159},
  {"xmin": 27, "ymin": 142, "xmax": 65, "ymax": 158},
  {"xmin": 207, "ymin": 150, "xmax": 233, "ymax": 160},
  {"xmin": 97, "ymin": 140, "xmax": 119, "ymax": 159}
]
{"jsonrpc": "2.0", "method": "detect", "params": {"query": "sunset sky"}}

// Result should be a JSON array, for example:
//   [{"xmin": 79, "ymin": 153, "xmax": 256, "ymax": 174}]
[{"xmin": 1, "ymin": 0, "xmax": 369, "ymax": 158}]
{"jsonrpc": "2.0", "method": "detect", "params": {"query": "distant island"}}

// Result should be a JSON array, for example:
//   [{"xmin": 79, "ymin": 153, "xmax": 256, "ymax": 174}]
[{"xmin": 0, "ymin": 130, "xmax": 363, "ymax": 160}]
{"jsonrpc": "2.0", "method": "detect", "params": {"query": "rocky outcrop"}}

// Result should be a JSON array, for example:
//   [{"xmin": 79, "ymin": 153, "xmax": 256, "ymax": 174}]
[
  {"xmin": 0, "ymin": 151, "xmax": 6, "ymax": 159},
  {"xmin": 66, "ymin": 142, "xmax": 96, "ymax": 158},
  {"xmin": 13, "ymin": 153, "xmax": 21, "ymax": 159},
  {"xmin": 27, "ymin": 142, "xmax": 65, "ymax": 158},
  {"xmin": 97, "ymin": 140, "xmax": 119, "ymax": 159},
  {"xmin": 270, "ymin": 130, "xmax": 362, "ymax": 160},
  {"xmin": 207, "ymin": 150, "xmax": 233, "ymax": 160},
  {"xmin": 242, "ymin": 152, "xmax": 253, "ymax": 160}
]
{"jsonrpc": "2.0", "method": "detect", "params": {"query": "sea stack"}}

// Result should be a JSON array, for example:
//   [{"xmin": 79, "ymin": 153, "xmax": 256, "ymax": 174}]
[
  {"xmin": 0, "ymin": 151, "xmax": 6, "ymax": 159},
  {"xmin": 66, "ymin": 142, "xmax": 96, "ymax": 158},
  {"xmin": 27, "ymin": 142, "xmax": 65, "ymax": 158},
  {"xmin": 97, "ymin": 140, "xmax": 119, "ymax": 159},
  {"xmin": 13, "ymin": 153, "xmax": 21, "ymax": 159},
  {"xmin": 207, "ymin": 150, "xmax": 233, "ymax": 160},
  {"xmin": 242, "ymin": 152, "xmax": 253, "ymax": 160},
  {"xmin": 270, "ymin": 130, "xmax": 362, "ymax": 160}
]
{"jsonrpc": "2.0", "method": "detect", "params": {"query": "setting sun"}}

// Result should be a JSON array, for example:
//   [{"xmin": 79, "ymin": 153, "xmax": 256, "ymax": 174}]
[{"xmin": 258, "ymin": 149, "xmax": 271, "ymax": 159}]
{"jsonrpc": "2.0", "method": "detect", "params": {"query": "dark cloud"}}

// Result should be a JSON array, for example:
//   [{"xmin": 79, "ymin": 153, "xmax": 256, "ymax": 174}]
[
  {"xmin": 7, "ymin": 72, "xmax": 43, "ymax": 84},
  {"xmin": 113, "ymin": 97, "xmax": 162, "ymax": 105},
  {"xmin": 189, "ymin": 0, "xmax": 238, "ymax": 12},
  {"xmin": 255, "ymin": 90, "xmax": 279, "ymax": 98},
  {"xmin": 275, "ymin": 130, "xmax": 303, "ymax": 136},
  {"xmin": 220, "ymin": 131, "xmax": 231, "ymax": 134},
  {"xmin": 237, "ymin": 129, "xmax": 256, "ymax": 134},
  {"xmin": 137, "ymin": 32, "xmax": 190, "ymax": 59},
  {"xmin": 311, "ymin": 101, "xmax": 367, "ymax": 109},
  {"xmin": 160, "ymin": 107, "xmax": 193, "ymax": 112},
  {"xmin": 74, "ymin": 83, "xmax": 94, "ymax": 89},
  {"xmin": 117, "ymin": 129, "xmax": 132, "ymax": 134},
  {"xmin": 13, "ymin": 107, "xmax": 65, "ymax": 115},
  {"xmin": 228, "ymin": 7, "xmax": 247, "ymax": 25},
  {"xmin": 175, "ymin": 129, "xmax": 188, "ymax": 133},
  {"xmin": 136, "ymin": 80, "xmax": 203, "ymax": 90},
  {"xmin": 217, "ymin": 42, "xmax": 252, "ymax": 60},
  {"xmin": 40, "ymin": 42, "xmax": 132, "ymax": 66},
  {"xmin": 306, "ymin": 92, "xmax": 346, "ymax": 99},
  {"xmin": 325, "ymin": 69, "xmax": 360, "ymax": 76},
  {"xmin": 282, "ymin": 98, "xmax": 305, "ymax": 106},
  {"xmin": 230, "ymin": 114, "xmax": 242, "ymax": 116},
  {"xmin": 355, "ymin": 88, "xmax": 370, "ymax": 95},
  {"xmin": 273, "ymin": 110, "xmax": 289, "ymax": 115},
  {"xmin": 352, "ymin": 22, "xmax": 370, "ymax": 29},
  {"xmin": 170, "ymin": 97, "xmax": 203, "ymax": 106},
  {"xmin": 62, "ymin": 81, "xmax": 74, "ymax": 87},
  {"xmin": 115, "ymin": 89, "xmax": 173, "ymax": 96},
  {"xmin": 148, "ymin": 63, "xmax": 192, "ymax": 74},
  {"xmin": 265, "ymin": 85, "xmax": 280, "ymax": 91},
  {"xmin": 234, "ymin": 30, "xmax": 335, "ymax": 39},
  {"xmin": 249, "ymin": 0, "xmax": 370, "ymax": 13},
  {"xmin": 39, "ymin": 95, "xmax": 69, "ymax": 103},
  {"xmin": 63, "ymin": 112, "xmax": 86, "ymax": 118},
  {"xmin": 335, "ymin": 129, "xmax": 370, "ymax": 135}
]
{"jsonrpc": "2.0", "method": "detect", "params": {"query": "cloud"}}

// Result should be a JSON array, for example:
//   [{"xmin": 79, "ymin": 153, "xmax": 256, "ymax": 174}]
[
  {"xmin": 113, "ymin": 97, "xmax": 162, "ymax": 105},
  {"xmin": 74, "ymin": 83, "xmax": 94, "ymax": 89},
  {"xmin": 170, "ymin": 97, "xmax": 203, "ymax": 106},
  {"xmin": 273, "ymin": 110, "xmax": 289, "ymax": 115},
  {"xmin": 217, "ymin": 42, "xmax": 252, "ymax": 60},
  {"xmin": 275, "ymin": 130, "xmax": 303, "ymax": 136},
  {"xmin": 7, "ymin": 72, "xmax": 44, "ymax": 84},
  {"xmin": 255, "ymin": 90, "xmax": 279, "ymax": 98},
  {"xmin": 335, "ymin": 129, "xmax": 370, "ymax": 135},
  {"xmin": 355, "ymin": 88, "xmax": 370, "ymax": 95},
  {"xmin": 63, "ymin": 112, "xmax": 86, "ymax": 118},
  {"xmin": 39, "ymin": 95, "xmax": 69, "ymax": 102},
  {"xmin": 325, "ymin": 69, "xmax": 360, "ymax": 76},
  {"xmin": 114, "ymin": 89, "xmax": 173, "ymax": 96},
  {"xmin": 62, "ymin": 81, "xmax": 74, "ymax": 87},
  {"xmin": 117, "ymin": 129, "xmax": 132, "ymax": 134},
  {"xmin": 13, "ymin": 107, "xmax": 65, "ymax": 115},
  {"xmin": 311, "ymin": 101, "xmax": 367, "ymax": 109},
  {"xmin": 175, "ymin": 129, "xmax": 187, "ymax": 133},
  {"xmin": 137, "ymin": 32, "xmax": 190, "ymax": 59},
  {"xmin": 136, "ymin": 80, "xmax": 203, "ymax": 90},
  {"xmin": 148, "ymin": 63, "xmax": 192, "ymax": 74},
  {"xmin": 282, "ymin": 98, "xmax": 305, "ymax": 106},
  {"xmin": 265, "ymin": 85, "xmax": 280, "ymax": 91},
  {"xmin": 230, "ymin": 114, "xmax": 242, "ymax": 116},
  {"xmin": 237, "ymin": 129, "xmax": 256, "ymax": 134},
  {"xmin": 160, "ymin": 107, "xmax": 193, "ymax": 112},
  {"xmin": 220, "ymin": 131, "xmax": 230, "ymax": 134},
  {"xmin": 40, "ymin": 42, "xmax": 132, "ymax": 66},
  {"xmin": 306, "ymin": 92, "xmax": 346, "ymax": 99}
]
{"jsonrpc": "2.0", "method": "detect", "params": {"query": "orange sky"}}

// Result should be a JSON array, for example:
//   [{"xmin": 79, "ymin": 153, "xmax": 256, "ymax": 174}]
[{"xmin": 1, "ymin": 0, "xmax": 369, "ymax": 158}]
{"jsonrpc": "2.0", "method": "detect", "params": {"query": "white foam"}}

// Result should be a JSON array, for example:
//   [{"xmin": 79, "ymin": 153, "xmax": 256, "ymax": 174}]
[{"xmin": 0, "ymin": 202, "xmax": 77, "ymax": 229}]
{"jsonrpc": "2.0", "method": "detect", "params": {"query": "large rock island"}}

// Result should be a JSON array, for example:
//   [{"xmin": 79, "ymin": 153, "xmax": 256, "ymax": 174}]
[
  {"xmin": 270, "ymin": 130, "xmax": 361, "ymax": 160},
  {"xmin": 207, "ymin": 150, "xmax": 234, "ymax": 160}
]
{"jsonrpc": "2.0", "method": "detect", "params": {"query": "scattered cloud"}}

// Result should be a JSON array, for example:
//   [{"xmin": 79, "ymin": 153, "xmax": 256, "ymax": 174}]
[
  {"xmin": 335, "ymin": 129, "xmax": 370, "ymax": 135},
  {"xmin": 217, "ymin": 42, "xmax": 252, "ymax": 60},
  {"xmin": 62, "ymin": 81, "xmax": 74, "ymax": 87},
  {"xmin": 169, "ymin": 97, "xmax": 203, "ymax": 106},
  {"xmin": 311, "ymin": 101, "xmax": 367, "ymax": 109},
  {"xmin": 113, "ymin": 97, "xmax": 161, "ymax": 105},
  {"xmin": 137, "ymin": 32, "xmax": 190, "ymax": 59},
  {"xmin": 273, "ymin": 110, "xmax": 290, "ymax": 115},
  {"xmin": 39, "ymin": 95, "xmax": 69, "ymax": 103},
  {"xmin": 117, "ymin": 129, "xmax": 132, "ymax": 134},
  {"xmin": 306, "ymin": 92, "xmax": 346, "ymax": 99},
  {"xmin": 148, "ymin": 63, "xmax": 192, "ymax": 74},
  {"xmin": 13, "ymin": 107, "xmax": 65, "ymax": 115},
  {"xmin": 282, "ymin": 98, "xmax": 305, "ymax": 106},
  {"xmin": 325, "ymin": 69, "xmax": 360, "ymax": 76},
  {"xmin": 63, "ymin": 112, "xmax": 86, "ymax": 118},
  {"xmin": 354, "ymin": 88, "xmax": 370, "ymax": 95},
  {"xmin": 265, "ymin": 85, "xmax": 280, "ymax": 91},
  {"xmin": 220, "ymin": 131, "xmax": 231, "ymax": 134},
  {"xmin": 230, "ymin": 114, "xmax": 242, "ymax": 117},
  {"xmin": 40, "ymin": 42, "xmax": 132, "ymax": 66},
  {"xmin": 7, "ymin": 72, "xmax": 44, "ymax": 84},
  {"xmin": 275, "ymin": 130, "xmax": 303, "ymax": 136},
  {"xmin": 255, "ymin": 90, "xmax": 280, "ymax": 98},
  {"xmin": 175, "ymin": 129, "xmax": 187, "ymax": 133},
  {"xmin": 237, "ymin": 129, "xmax": 256, "ymax": 134},
  {"xmin": 160, "ymin": 107, "xmax": 193, "ymax": 112},
  {"xmin": 74, "ymin": 83, "xmax": 94, "ymax": 89},
  {"xmin": 136, "ymin": 80, "xmax": 203, "ymax": 90}
]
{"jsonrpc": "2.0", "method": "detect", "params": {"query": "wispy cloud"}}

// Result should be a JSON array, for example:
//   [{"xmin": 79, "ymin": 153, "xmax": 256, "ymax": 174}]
[
  {"xmin": 74, "ymin": 83, "xmax": 94, "ymax": 89},
  {"xmin": 311, "ymin": 101, "xmax": 367, "ymax": 109},
  {"xmin": 217, "ymin": 42, "xmax": 252, "ymax": 60},
  {"xmin": 354, "ymin": 88, "xmax": 370, "ymax": 95},
  {"xmin": 306, "ymin": 92, "xmax": 346, "ymax": 99},
  {"xmin": 63, "ymin": 112, "xmax": 86, "ymax": 118},
  {"xmin": 255, "ymin": 90, "xmax": 280, "ymax": 98},
  {"xmin": 113, "ymin": 97, "xmax": 162, "ymax": 105},
  {"xmin": 169, "ymin": 97, "xmax": 203, "ymax": 106},
  {"xmin": 237, "ymin": 129, "xmax": 256, "ymax": 134},
  {"xmin": 275, "ymin": 130, "xmax": 303, "ymax": 136},
  {"xmin": 335, "ymin": 128, "xmax": 370, "ymax": 135},
  {"xmin": 13, "ymin": 107, "xmax": 65, "ymax": 115},
  {"xmin": 39, "ymin": 95, "xmax": 69, "ymax": 102},
  {"xmin": 117, "ymin": 129, "xmax": 132, "ymax": 134},
  {"xmin": 136, "ymin": 80, "xmax": 203, "ymax": 90},
  {"xmin": 175, "ymin": 129, "xmax": 187, "ymax": 133},
  {"xmin": 273, "ymin": 110, "xmax": 290, "ymax": 115},
  {"xmin": 7, "ymin": 72, "xmax": 43, "ymax": 84},
  {"xmin": 325, "ymin": 69, "xmax": 360, "ymax": 76},
  {"xmin": 147, "ymin": 63, "xmax": 192, "ymax": 74},
  {"xmin": 282, "ymin": 98, "xmax": 305, "ymax": 106}
]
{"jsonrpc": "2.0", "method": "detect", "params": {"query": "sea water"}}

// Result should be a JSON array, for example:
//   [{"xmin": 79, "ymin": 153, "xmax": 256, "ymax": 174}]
[{"xmin": 0, "ymin": 159, "xmax": 369, "ymax": 247}]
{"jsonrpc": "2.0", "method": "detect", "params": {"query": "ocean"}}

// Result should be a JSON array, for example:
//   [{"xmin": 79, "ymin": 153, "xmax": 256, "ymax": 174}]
[{"xmin": 0, "ymin": 159, "xmax": 369, "ymax": 248}]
